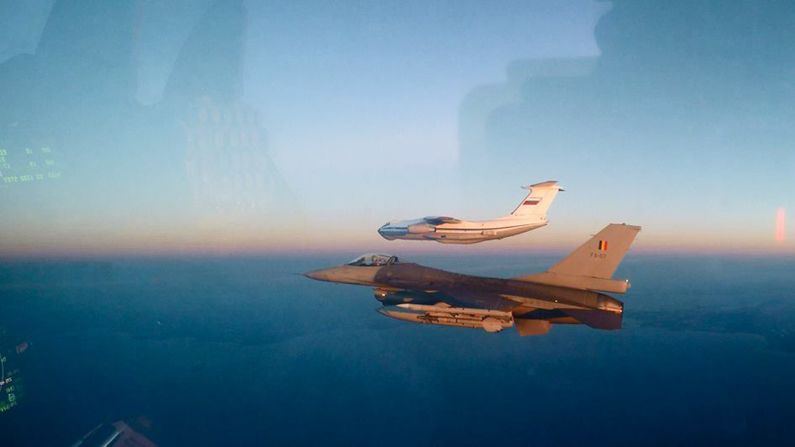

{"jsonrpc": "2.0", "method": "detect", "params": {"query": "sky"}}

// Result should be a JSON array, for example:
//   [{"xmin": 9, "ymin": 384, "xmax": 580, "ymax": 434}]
[{"xmin": 0, "ymin": 0, "xmax": 793, "ymax": 256}]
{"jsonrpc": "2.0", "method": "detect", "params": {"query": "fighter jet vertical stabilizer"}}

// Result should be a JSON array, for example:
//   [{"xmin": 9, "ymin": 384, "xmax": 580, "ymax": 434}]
[{"xmin": 512, "ymin": 223, "xmax": 642, "ymax": 293}]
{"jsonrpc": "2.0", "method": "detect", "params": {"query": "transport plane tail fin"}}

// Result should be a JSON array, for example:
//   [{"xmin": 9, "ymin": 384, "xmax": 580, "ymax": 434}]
[
  {"xmin": 510, "ymin": 180, "xmax": 563, "ymax": 218},
  {"xmin": 514, "ymin": 223, "xmax": 641, "ymax": 293}
]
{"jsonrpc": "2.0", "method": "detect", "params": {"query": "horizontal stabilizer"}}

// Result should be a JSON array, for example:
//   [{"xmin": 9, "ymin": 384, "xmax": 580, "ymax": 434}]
[
  {"xmin": 513, "ymin": 271, "xmax": 630, "ymax": 293},
  {"xmin": 514, "ymin": 319, "xmax": 551, "ymax": 336},
  {"xmin": 561, "ymin": 309, "xmax": 622, "ymax": 330}
]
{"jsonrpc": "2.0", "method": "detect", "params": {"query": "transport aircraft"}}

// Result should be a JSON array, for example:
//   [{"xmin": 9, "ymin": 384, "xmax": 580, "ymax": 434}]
[{"xmin": 377, "ymin": 181, "xmax": 562, "ymax": 244}]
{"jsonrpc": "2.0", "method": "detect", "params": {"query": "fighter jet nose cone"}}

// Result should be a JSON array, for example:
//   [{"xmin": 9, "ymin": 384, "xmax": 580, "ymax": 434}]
[{"xmin": 304, "ymin": 269, "xmax": 328, "ymax": 281}]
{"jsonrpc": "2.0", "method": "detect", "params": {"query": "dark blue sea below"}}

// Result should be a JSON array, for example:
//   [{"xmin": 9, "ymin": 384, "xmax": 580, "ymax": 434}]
[{"xmin": 1, "ymin": 253, "xmax": 794, "ymax": 446}]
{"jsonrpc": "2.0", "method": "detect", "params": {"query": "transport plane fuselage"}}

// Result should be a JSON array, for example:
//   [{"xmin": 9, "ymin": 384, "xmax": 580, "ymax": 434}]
[
  {"xmin": 378, "ymin": 216, "xmax": 548, "ymax": 244},
  {"xmin": 378, "ymin": 180, "xmax": 563, "ymax": 244}
]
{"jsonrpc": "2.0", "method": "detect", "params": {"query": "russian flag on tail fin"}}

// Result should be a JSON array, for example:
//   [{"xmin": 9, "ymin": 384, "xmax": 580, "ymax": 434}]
[{"xmin": 510, "ymin": 180, "xmax": 563, "ymax": 218}]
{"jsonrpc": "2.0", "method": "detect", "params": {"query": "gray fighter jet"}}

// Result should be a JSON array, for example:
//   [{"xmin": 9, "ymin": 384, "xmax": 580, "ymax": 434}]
[{"xmin": 306, "ymin": 223, "xmax": 641, "ymax": 335}]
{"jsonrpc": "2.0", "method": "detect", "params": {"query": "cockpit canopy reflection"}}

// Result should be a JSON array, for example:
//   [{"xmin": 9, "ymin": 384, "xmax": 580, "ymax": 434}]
[{"xmin": 347, "ymin": 254, "xmax": 400, "ymax": 267}]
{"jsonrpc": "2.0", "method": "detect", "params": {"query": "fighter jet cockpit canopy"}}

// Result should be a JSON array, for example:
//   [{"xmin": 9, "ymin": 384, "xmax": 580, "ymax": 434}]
[{"xmin": 347, "ymin": 253, "xmax": 399, "ymax": 267}]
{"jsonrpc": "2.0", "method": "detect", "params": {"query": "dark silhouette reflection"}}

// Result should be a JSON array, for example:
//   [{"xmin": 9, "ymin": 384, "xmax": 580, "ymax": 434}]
[
  {"xmin": 0, "ymin": 0, "xmax": 296, "ymax": 243},
  {"xmin": 162, "ymin": 1, "xmax": 294, "ymax": 218},
  {"xmin": 459, "ymin": 0, "xmax": 795, "ymax": 214}
]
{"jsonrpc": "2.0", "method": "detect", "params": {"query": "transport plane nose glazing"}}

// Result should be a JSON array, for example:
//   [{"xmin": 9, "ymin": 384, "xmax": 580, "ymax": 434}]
[{"xmin": 378, "ymin": 224, "xmax": 407, "ymax": 238}]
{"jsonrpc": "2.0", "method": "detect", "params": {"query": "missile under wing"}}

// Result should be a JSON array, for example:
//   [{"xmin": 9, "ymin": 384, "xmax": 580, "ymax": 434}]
[
  {"xmin": 306, "ymin": 223, "xmax": 641, "ymax": 336},
  {"xmin": 377, "ymin": 181, "xmax": 563, "ymax": 244}
]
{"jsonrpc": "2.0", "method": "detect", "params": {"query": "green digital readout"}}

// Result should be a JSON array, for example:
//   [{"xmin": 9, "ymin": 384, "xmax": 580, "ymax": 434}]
[
  {"xmin": 0, "ymin": 144, "xmax": 62, "ymax": 186},
  {"xmin": 0, "ymin": 354, "xmax": 20, "ymax": 413},
  {"xmin": 0, "ymin": 336, "xmax": 26, "ymax": 414}
]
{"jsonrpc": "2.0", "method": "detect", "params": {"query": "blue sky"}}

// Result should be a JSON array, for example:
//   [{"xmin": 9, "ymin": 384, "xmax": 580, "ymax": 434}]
[{"xmin": 0, "ymin": 0, "xmax": 793, "ymax": 255}]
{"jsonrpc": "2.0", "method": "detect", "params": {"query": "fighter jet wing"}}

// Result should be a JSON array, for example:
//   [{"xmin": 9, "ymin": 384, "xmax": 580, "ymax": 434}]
[
  {"xmin": 423, "ymin": 216, "xmax": 462, "ymax": 225},
  {"xmin": 437, "ymin": 285, "xmax": 518, "ymax": 312},
  {"xmin": 379, "ymin": 288, "xmax": 517, "ymax": 312}
]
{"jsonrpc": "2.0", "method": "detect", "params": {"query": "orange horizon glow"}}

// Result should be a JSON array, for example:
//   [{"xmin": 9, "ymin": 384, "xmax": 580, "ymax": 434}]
[
  {"xmin": 775, "ymin": 207, "xmax": 786, "ymax": 243},
  {"xmin": 3, "ymin": 227, "xmax": 795, "ymax": 260},
  {"xmin": 3, "ymin": 214, "xmax": 795, "ymax": 260}
]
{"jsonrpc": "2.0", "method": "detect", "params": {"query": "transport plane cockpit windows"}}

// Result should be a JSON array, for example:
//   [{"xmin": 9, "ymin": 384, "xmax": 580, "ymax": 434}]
[{"xmin": 347, "ymin": 254, "xmax": 399, "ymax": 266}]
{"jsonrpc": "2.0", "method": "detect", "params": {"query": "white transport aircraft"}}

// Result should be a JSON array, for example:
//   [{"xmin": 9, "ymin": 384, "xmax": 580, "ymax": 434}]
[{"xmin": 377, "ymin": 180, "xmax": 563, "ymax": 244}]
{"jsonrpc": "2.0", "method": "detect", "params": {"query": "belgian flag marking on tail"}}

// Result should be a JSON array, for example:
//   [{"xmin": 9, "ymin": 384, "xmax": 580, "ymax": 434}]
[{"xmin": 598, "ymin": 240, "xmax": 608, "ymax": 251}]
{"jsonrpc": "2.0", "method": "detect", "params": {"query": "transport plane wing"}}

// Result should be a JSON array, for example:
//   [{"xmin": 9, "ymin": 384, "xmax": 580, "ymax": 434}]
[
  {"xmin": 377, "ymin": 181, "xmax": 563, "ymax": 244},
  {"xmin": 422, "ymin": 216, "xmax": 462, "ymax": 225},
  {"xmin": 306, "ymin": 223, "xmax": 641, "ymax": 336}
]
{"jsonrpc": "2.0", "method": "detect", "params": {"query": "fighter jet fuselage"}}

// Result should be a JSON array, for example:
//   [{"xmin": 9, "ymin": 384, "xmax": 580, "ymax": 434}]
[
  {"xmin": 306, "ymin": 261, "xmax": 622, "ymax": 313},
  {"xmin": 306, "ymin": 224, "xmax": 641, "ymax": 336}
]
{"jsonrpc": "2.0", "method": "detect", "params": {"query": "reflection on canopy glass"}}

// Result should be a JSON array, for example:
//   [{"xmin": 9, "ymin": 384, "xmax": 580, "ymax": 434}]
[{"xmin": 1, "ymin": 1, "xmax": 795, "ymax": 445}]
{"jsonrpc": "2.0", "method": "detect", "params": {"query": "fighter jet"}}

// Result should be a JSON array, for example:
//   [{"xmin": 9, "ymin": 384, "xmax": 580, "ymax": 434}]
[
  {"xmin": 377, "ymin": 180, "xmax": 563, "ymax": 244},
  {"xmin": 306, "ymin": 223, "xmax": 641, "ymax": 336}
]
